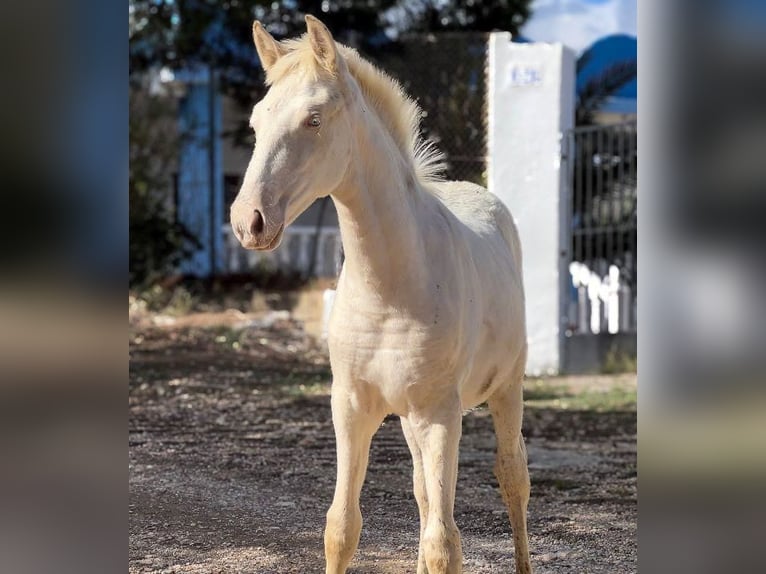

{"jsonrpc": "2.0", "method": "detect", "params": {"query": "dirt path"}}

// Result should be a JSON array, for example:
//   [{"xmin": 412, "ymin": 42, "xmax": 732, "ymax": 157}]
[{"xmin": 129, "ymin": 315, "xmax": 636, "ymax": 573}]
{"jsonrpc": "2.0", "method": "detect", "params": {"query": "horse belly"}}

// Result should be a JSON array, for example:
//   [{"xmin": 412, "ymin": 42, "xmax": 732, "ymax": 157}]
[{"xmin": 461, "ymin": 307, "xmax": 526, "ymax": 407}]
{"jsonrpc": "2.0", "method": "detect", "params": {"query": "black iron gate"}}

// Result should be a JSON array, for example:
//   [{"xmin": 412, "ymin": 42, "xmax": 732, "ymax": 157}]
[{"xmin": 563, "ymin": 121, "xmax": 637, "ymax": 356}]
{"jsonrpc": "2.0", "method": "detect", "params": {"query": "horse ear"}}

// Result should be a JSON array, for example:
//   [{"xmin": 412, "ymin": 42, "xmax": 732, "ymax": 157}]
[
  {"xmin": 305, "ymin": 15, "xmax": 339, "ymax": 74},
  {"xmin": 252, "ymin": 21, "xmax": 285, "ymax": 72}
]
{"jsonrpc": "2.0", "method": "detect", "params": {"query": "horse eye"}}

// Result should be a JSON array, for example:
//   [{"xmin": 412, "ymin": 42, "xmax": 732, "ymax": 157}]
[{"xmin": 307, "ymin": 114, "xmax": 321, "ymax": 128}]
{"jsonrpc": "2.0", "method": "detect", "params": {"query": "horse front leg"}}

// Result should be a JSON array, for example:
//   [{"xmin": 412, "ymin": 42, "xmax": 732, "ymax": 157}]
[{"xmin": 324, "ymin": 382, "xmax": 384, "ymax": 574}]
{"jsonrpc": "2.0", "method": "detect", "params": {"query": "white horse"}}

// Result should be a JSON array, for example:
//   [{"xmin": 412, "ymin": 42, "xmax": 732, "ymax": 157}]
[{"xmin": 231, "ymin": 16, "xmax": 531, "ymax": 574}]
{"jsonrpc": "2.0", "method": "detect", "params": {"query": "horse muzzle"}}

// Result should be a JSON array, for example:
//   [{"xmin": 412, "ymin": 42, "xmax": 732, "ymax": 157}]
[{"xmin": 231, "ymin": 206, "xmax": 285, "ymax": 251}]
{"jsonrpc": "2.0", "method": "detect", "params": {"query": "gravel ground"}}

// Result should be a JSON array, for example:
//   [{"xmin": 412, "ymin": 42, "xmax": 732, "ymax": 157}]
[{"xmin": 129, "ymin": 311, "xmax": 636, "ymax": 573}]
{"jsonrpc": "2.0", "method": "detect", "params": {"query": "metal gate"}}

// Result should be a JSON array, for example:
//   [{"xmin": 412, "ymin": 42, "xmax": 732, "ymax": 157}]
[{"xmin": 563, "ymin": 121, "xmax": 637, "ymax": 339}]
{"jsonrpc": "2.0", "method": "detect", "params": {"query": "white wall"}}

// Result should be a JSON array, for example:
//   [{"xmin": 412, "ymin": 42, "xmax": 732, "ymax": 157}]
[{"xmin": 487, "ymin": 34, "xmax": 575, "ymax": 375}]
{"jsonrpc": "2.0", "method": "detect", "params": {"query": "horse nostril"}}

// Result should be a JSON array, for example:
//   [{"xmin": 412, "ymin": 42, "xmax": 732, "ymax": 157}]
[{"xmin": 251, "ymin": 210, "xmax": 265, "ymax": 236}]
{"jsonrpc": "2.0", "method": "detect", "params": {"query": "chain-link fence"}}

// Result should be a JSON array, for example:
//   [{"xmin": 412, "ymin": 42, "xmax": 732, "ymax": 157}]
[{"xmin": 373, "ymin": 33, "xmax": 489, "ymax": 185}]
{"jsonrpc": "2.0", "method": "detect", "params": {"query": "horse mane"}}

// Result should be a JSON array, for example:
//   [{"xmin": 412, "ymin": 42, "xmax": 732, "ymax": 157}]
[{"xmin": 265, "ymin": 35, "xmax": 446, "ymax": 184}]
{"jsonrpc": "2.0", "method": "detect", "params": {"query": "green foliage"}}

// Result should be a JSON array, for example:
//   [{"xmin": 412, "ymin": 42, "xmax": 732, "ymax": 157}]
[
  {"xmin": 129, "ymin": 1, "xmax": 532, "ymax": 109},
  {"xmin": 602, "ymin": 345, "xmax": 638, "ymax": 374},
  {"xmin": 130, "ymin": 1, "xmax": 397, "ymax": 79},
  {"xmin": 576, "ymin": 57, "xmax": 637, "ymax": 126},
  {"xmin": 129, "ymin": 89, "xmax": 199, "ymax": 287},
  {"xmin": 397, "ymin": 0, "xmax": 531, "ymax": 34}
]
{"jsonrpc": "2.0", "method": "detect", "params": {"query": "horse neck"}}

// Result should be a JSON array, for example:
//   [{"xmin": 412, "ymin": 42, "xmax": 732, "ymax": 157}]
[{"xmin": 331, "ymin": 108, "xmax": 429, "ymax": 303}]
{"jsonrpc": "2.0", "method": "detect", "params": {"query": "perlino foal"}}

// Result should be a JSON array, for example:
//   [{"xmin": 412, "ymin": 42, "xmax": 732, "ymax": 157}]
[{"xmin": 230, "ymin": 16, "xmax": 531, "ymax": 574}]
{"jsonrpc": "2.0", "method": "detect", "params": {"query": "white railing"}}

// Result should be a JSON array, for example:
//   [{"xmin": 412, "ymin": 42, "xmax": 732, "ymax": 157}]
[
  {"xmin": 222, "ymin": 224, "xmax": 342, "ymax": 277},
  {"xmin": 567, "ymin": 261, "xmax": 636, "ymax": 335}
]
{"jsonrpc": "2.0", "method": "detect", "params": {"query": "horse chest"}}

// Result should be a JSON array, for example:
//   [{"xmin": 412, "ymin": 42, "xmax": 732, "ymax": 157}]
[{"xmin": 328, "ymin": 313, "xmax": 462, "ymax": 405}]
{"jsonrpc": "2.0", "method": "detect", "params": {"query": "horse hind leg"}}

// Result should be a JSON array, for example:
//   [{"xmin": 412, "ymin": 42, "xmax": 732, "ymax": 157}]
[{"xmin": 488, "ymin": 380, "xmax": 533, "ymax": 574}]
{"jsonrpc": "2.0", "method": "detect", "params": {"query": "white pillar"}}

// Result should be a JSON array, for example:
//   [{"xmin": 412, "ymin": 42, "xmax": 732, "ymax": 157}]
[{"xmin": 487, "ymin": 34, "xmax": 575, "ymax": 376}]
